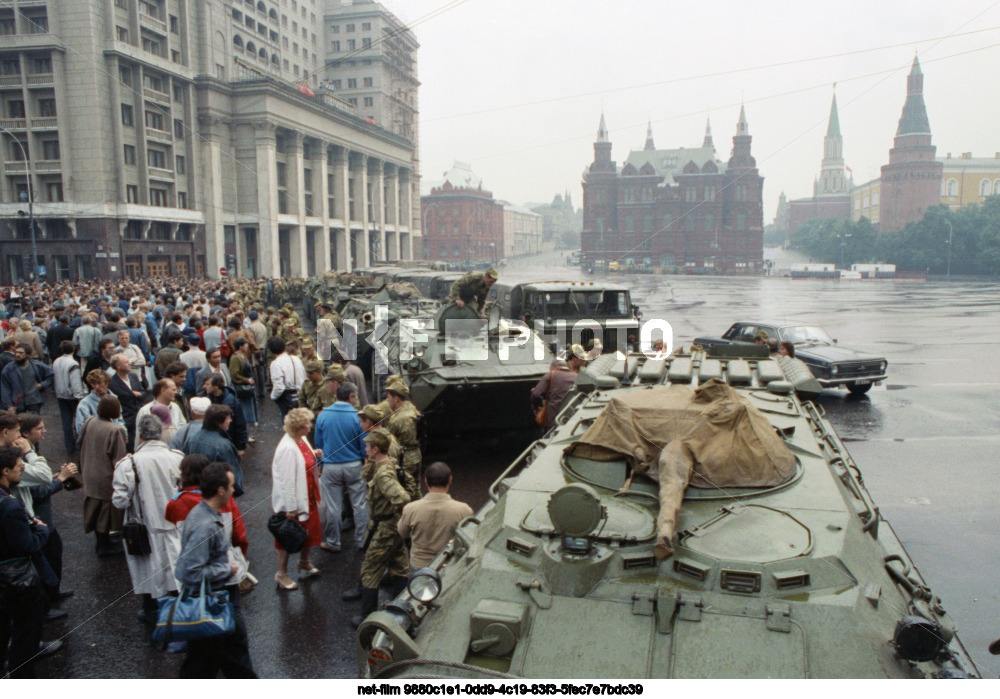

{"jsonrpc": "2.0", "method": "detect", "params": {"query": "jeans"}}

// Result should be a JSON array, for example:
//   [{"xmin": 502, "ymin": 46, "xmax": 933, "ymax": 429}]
[
  {"xmin": 318, "ymin": 460, "xmax": 367, "ymax": 550},
  {"xmin": 237, "ymin": 393, "xmax": 258, "ymax": 425},
  {"xmin": 57, "ymin": 397, "xmax": 79, "ymax": 454}
]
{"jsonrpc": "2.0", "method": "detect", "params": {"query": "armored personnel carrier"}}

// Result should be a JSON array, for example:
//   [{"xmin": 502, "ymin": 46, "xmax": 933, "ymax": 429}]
[
  {"xmin": 373, "ymin": 304, "xmax": 555, "ymax": 436},
  {"xmin": 356, "ymin": 349, "xmax": 978, "ymax": 679}
]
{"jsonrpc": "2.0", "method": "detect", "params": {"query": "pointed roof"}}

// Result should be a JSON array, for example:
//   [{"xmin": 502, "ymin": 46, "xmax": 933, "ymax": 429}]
[
  {"xmin": 896, "ymin": 55, "xmax": 931, "ymax": 136},
  {"xmin": 736, "ymin": 104, "xmax": 749, "ymax": 136},
  {"xmin": 827, "ymin": 93, "xmax": 841, "ymax": 137},
  {"xmin": 597, "ymin": 111, "xmax": 609, "ymax": 143},
  {"xmin": 703, "ymin": 117, "xmax": 715, "ymax": 150},
  {"xmin": 644, "ymin": 119, "xmax": 655, "ymax": 150}
]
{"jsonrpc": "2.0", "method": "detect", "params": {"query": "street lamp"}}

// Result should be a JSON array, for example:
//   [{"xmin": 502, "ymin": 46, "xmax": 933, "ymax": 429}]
[
  {"xmin": 0, "ymin": 124, "xmax": 37, "ymax": 281},
  {"xmin": 945, "ymin": 219, "xmax": 953, "ymax": 279},
  {"xmin": 838, "ymin": 230, "xmax": 852, "ymax": 270}
]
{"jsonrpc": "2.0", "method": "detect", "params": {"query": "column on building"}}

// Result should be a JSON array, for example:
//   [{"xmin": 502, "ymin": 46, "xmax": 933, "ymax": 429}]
[
  {"xmin": 286, "ymin": 131, "xmax": 308, "ymax": 277},
  {"xmin": 314, "ymin": 139, "xmax": 331, "ymax": 275},
  {"xmin": 369, "ymin": 158, "xmax": 384, "ymax": 263},
  {"xmin": 198, "ymin": 115, "xmax": 227, "ymax": 278},
  {"xmin": 254, "ymin": 121, "xmax": 280, "ymax": 277},
  {"xmin": 331, "ymin": 145, "xmax": 350, "ymax": 271},
  {"xmin": 384, "ymin": 163, "xmax": 399, "ymax": 260},
  {"xmin": 350, "ymin": 151, "xmax": 369, "ymax": 269},
  {"xmin": 398, "ymin": 167, "xmax": 412, "ymax": 259}
]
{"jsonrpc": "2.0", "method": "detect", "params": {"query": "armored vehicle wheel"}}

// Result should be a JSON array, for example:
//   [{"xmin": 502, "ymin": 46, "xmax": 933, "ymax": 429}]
[{"xmin": 847, "ymin": 381, "xmax": 873, "ymax": 395}]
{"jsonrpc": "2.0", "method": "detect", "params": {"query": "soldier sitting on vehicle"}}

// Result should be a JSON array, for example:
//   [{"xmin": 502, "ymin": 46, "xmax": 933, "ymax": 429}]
[{"xmin": 445, "ymin": 268, "xmax": 498, "ymax": 318}]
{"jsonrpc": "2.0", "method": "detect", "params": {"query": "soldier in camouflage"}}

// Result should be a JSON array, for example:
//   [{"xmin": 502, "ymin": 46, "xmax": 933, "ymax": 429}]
[
  {"xmin": 319, "ymin": 363, "xmax": 346, "ymax": 409},
  {"xmin": 343, "ymin": 428, "xmax": 411, "ymax": 628},
  {"xmin": 298, "ymin": 359, "xmax": 326, "ymax": 415},
  {"xmin": 446, "ymin": 268, "xmax": 498, "ymax": 317},
  {"xmin": 385, "ymin": 382, "xmax": 422, "ymax": 477},
  {"xmin": 358, "ymin": 404, "xmax": 403, "ymax": 464}
]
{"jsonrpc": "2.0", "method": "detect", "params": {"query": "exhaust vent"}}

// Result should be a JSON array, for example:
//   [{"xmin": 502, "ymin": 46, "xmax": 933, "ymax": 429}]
[
  {"xmin": 720, "ymin": 569, "xmax": 762, "ymax": 593},
  {"xmin": 622, "ymin": 553, "xmax": 656, "ymax": 570},
  {"xmin": 773, "ymin": 570, "xmax": 810, "ymax": 590},
  {"xmin": 673, "ymin": 558, "xmax": 710, "ymax": 581}
]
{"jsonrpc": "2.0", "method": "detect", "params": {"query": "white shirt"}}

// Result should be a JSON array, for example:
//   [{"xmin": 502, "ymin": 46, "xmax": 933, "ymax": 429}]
[
  {"xmin": 179, "ymin": 346, "xmax": 207, "ymax": 370},
  {"xmin": 53, "ymin": 354, "xmax": 86, "ymax": 400},
  {"xmin": 269, "ymin": 353, "xmax": 305, "ymax": 400}
]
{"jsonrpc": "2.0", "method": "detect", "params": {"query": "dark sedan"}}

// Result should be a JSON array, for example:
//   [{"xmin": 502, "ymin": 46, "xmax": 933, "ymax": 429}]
[{"xmin": 694, "ymin": 321, "xmax": 888, "ymax": 394}]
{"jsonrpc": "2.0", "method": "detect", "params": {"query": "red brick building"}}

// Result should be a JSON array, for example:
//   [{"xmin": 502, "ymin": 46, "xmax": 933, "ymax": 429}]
[
  {"xmin": 420, "ymin": 162, "xmax": 504, "ymax": 263},
  {"xmin": 878, "ymin": 56, "xmax": 943, "ymax": 232},
  {"xmin": 581, "ymin": 110, "xmax": 764, "ymax": 275}
]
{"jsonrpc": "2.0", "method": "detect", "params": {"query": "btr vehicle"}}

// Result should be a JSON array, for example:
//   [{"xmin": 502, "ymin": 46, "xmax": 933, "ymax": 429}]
[
  {"xmin": 694, "ymin": 321, "xmax": 888, "ymax": 394},
  {"xmin": 487, "ymin": 280, "xmax": 642, "ymax": 355},
  {"xmin": 356, "ymin": 349, "xmax": 977, "ymax": 679}
]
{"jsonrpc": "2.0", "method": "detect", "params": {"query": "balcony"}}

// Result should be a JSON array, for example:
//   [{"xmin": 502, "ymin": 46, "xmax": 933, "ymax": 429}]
[
  {"xmin": 144, "ymin": 86, "xmax": 171, "ymax": 104},
  {"xmin": 25, "ymin": 72, "xmax": 53, "ymax": 86},
  {"xmin": 32, "ymin": 116, "xmax": 57, "ymax": 129},
  {"xmin": 3, "ymin": 159, "xmax": 60, "ymax": 173},
  {"xmin": 139, "ymin": 13, "xmax": 167, "ymax": 35},
  {"xmin": 148, "ymin": 166, "xmax": 174, "ymax": 180},
  {"xmin": 0, "ymin": 118, "xmax": 26, "ymax": 130},
  {"xmin": 145, "ymin": 127, "xmax": 173, "ymax": 143},
  {"xmin": 0, "ymin": 75, "xmax": 21, "ymax": 87}
]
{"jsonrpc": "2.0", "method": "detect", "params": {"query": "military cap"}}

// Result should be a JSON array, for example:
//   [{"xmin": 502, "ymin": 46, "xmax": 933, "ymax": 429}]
[
  {"xmin": 283, "ymin": 303, "xmax": 293, "ymax": 309},
  {"xmin": 325, "ymin": 363, "xmax": 347, "ymax": 383},
  {"xmin": 484, "ymin": 267, "xmax": 499, "ymax": 280},
  {"xmin": 358, "ymin": 404, "xmax": 385, "ymax": 423},
  {"xmin": 386, "ymin": 381, "xmax": 410, "ymax": 399},
  {"xmin": 305, "ymin": 359, "xmax": 325, "ymax": 374},
  {"xmin": 300, "ymin": 337, "xmax": 315, "ymax": 348},
  {"xmin": 266, "ymin": 306, "xmax": 276, "ymax": 313},
  {"xmin": 569, "ymin": 343, "xmax": 587, "ymax": 360},
  {"xmin": 754, "ymin": 330, "xmax": 769, "ymax": 341},
  {"xmin": 364, "ymin": 427, "xmax": 392, "ymax": 452},
  {"xmin": 384, "ymin": 374, "xmax": 403, "ymax": 388},
  {"xmin": 551, "ymin": 357, "xmax": 569, "ymax": 370}
]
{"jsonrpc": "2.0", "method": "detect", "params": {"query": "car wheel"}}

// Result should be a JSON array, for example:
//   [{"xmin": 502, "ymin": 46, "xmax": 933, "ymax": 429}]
[{"xmin": 847, "ymin": 381, "xmax": 873, "ymax": 395}]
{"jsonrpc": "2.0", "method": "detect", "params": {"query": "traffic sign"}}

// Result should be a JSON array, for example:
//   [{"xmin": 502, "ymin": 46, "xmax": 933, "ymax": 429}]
[{"xmin": 219, "ymin": 266, "xmax": 228, "ymax": 277}]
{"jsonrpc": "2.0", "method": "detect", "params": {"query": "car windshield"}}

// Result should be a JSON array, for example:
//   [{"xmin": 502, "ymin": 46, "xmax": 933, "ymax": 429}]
[
  {"xmin": 537, "ymin": 290, "xmax": 630, "ymax": 318},
  {"xmin": 781, "ymin": 325, "xmax": 834, "ymax": 344}
]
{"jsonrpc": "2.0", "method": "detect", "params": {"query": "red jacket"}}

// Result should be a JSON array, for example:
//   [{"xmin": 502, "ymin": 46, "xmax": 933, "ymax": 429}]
[{"xmin": 164, "ymin": 486, "xmax": 248, "ymax": 555}]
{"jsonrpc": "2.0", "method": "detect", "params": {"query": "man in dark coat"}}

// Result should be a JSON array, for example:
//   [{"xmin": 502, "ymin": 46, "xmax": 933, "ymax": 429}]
[
  {"xmin": 45, "ymin": 315, "xmax": 74, "ymax": 360},
  {"xmin": 186, "ymin": 404, "xmax": 244, "ymax": 497},
  {"xmin": 203, "ymin": 374, "xmax": 247, "ymax": 453},
  {"xmin": 108, "ymin": 352, "xmax": 148, "ymax": 451}
]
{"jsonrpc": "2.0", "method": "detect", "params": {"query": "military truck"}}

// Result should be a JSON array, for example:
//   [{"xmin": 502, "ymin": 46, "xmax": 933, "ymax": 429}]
[
  {"xmin": 487, "ymin": 280, "xmax": 642, "ymax": 355},
  {"xmin": 372, "ymin": 304, "xmax": 554, "ymax": 436},
  {"xmin": 356, "ymin": 349, "xmax": 978, "ymax": 679}
]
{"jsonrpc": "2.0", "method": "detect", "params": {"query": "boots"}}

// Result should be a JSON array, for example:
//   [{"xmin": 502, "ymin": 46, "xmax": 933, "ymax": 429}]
[{"xmin": 351, "ymin": 587, "xmax": 379, "ymax": 629}]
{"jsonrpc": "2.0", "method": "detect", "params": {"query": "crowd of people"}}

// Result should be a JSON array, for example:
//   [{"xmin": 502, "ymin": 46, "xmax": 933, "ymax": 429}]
[{"xmin": 0, "ymin": 278, "xmax": 473, "ymax": 679}]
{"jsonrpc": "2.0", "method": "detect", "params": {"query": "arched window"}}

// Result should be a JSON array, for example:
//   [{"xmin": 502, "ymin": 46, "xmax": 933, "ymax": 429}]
[
  {"xmin": 233, "ymin": 35, "xmax": 243, "ymax": 49},
  {"xmin": 259, "ymin": 47, "xmax": 267, "ymax": 58},
  {"xmin": 980, "ymin": 179, "xmax": 991, "ymax": 197},
  {"xmin": 271, "ymin": 53, "xmax": 279, "ymax": 64},
  {"xmin": 994, "ymin": 179, "xmax": 1000, "ymax": 195},
  {"xmin": 946, "ymin": 178, "xmax": 958, "ymax": 197},
  {"xmin": 269, "ymin": 9, "xmax": 278, "ymax": 20},
  {"xmin": 257, "ymin": 2, "xmax": 266, "ymax": 12},
  {"xmin": 246, "ymin": 40, "xmax": 256, "ymax": 53}
]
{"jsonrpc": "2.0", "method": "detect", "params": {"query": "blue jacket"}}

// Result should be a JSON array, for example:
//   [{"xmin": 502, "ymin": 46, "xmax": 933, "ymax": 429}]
[
  {"xmin": 0, "ymin": 485, "xmax": 49, "ymax": 561},
  {"xmin": 0, "ymin": 359, "xmax": 53, "ymax": 411},
  {"xmin": 315, "ymin": 402, "xmax": 366, "ymax": 464},
  {"xmin": 187, "ymin": 427, "xmax": 244, "ymax": 497}
]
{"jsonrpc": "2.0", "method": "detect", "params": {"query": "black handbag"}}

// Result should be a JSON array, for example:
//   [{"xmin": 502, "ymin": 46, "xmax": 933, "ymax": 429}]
[
  {"xmin": 121, "ymin": 457, "xmax": 152, "ymax": 556},
  {"xmin": 0, "ymin": 556, "xmax": 40, "ymax": 596},
  {"xmin": 268, "ymin": 513, "xmax": 308, "ymax": 553}
]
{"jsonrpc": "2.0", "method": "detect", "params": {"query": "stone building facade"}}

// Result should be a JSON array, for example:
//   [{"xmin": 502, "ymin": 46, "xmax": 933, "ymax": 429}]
[
  {"xmin": 420, "ymin": 162, "xmax": 504, "ymax": 263},
  {"xmin": 501, "ymin": 203, "xmax": 542, "ymax": 259},
  {"xmin": 0, "ymin": 0, "xmax": 419, "ymax": 284},
  {"xmin": 581, "ymin": 111, "xmax": 764, "ymax": 274}
]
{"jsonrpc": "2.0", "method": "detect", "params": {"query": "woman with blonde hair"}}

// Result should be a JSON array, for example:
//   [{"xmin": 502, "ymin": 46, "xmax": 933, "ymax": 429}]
[{"xmin": 271, "ymin": 407, "xmax": 323, "ymax": 590}]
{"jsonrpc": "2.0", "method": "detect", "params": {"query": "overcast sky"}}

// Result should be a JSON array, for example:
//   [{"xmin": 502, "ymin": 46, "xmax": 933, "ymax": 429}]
[{"xmin": 378, "ymin": 0, "xmax": 1000, "ymax": 218}]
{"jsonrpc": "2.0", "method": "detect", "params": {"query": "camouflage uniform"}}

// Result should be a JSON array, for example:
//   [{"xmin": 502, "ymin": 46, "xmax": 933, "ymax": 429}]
[
  {"xmin": 317, "ymin": 363, "xmax": 346, "ymax": 409},
  {"xmin": 386, "ymin": 401, "xmax": 422, "ymax": 476},
  {"xmin": 359, "ymin": 454, "xmax": 411, "ymax": 588},
  {"xmin": 298, "ymin": 365, "xmax": 326, "ymax": 414},
  {"xmin": 446, "ymin": 268, "xmax": 498, "ymax": 316}
]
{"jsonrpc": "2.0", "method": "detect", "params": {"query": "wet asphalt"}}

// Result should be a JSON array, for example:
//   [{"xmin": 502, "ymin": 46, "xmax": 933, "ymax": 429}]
[{"xmin": 27, "ymin": 251, "xmax": 1000, "ymax": 678}]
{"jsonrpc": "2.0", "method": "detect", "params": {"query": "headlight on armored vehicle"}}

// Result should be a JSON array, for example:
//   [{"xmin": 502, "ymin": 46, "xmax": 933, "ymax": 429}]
[
  {"xmin": 880, "ymin": 361, "xmax": 887, "ymax": 372},
  {"xmin": 831, "ymin": 365, "xmax": 839, "ymax": 375},
  {"xmin": 407, "ymin": 567, "xmax": 441, "ymax": 604}
]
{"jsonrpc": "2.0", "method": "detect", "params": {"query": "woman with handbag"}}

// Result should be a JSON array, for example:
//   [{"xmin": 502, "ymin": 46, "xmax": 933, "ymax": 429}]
[
  {"xmin": 229, "ymin": 337, "xmax": 258, "ymax": 428},
  {"xmin": 111, "ymin": 414, "xmax": 182, "ymax": 625},
  {"xmin": 78, "ymin": 395, "xmax": 128, "ymax": 556},
  {"xmin": 271, "ymin": 407, "xmax": 323, "ymax": 591}
]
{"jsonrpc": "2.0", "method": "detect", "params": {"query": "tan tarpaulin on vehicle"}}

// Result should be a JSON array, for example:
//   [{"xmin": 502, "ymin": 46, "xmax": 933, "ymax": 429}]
[
  {"xmin": 372, "ymin": 282, "xmax": 423, "ymax": 301},
  {"xmin": 563, "ymin": 379, "xmax": 796, "ymax": 559}
]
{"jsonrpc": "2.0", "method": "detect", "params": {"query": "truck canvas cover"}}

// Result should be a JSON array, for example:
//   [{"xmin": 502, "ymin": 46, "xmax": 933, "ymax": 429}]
[{"xmin": 564, "ymin": 379, "xmax": 797, "ymax": 559}]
